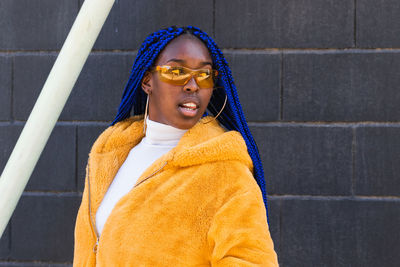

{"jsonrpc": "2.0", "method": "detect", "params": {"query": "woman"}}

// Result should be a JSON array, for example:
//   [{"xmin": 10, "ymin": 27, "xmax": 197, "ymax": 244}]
[{"xmin": 73, "ymin": 26, "xmax": 279, "ymax": 266}]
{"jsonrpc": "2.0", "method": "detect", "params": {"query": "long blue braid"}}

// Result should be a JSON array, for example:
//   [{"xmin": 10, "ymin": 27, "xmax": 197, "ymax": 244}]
[{"xmin": 111, "ymin": 26, "xmax": 270, "ymax": 223}]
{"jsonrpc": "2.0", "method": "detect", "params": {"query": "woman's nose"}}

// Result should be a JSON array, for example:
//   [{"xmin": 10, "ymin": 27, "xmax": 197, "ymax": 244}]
[{"xmin": 183, "ymin": 76, "xmax": 199, "ymax": 92}]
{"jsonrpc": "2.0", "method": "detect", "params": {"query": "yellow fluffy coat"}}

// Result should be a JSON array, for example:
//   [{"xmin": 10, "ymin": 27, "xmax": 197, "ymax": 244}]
[{"xmin": 73, "ymin": 116, "xmax": 279, "ymax": 266}]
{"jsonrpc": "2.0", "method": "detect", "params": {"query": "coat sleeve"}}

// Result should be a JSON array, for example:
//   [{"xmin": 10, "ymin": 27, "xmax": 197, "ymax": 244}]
[{"xmin": 207, "ymin": 167, "xmax": 279, "ymax": 266}]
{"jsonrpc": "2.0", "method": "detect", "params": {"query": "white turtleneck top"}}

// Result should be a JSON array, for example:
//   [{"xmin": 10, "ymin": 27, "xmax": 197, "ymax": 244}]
[{"xmin": 95, "ymin": 118, "xmax": 187, "ymax": 235}]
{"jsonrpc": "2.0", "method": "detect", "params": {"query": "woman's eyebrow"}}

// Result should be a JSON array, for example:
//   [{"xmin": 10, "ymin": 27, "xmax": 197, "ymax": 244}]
[{"xmin": 166, "ymin": 58, "xmax": 212, "ymax": 66}]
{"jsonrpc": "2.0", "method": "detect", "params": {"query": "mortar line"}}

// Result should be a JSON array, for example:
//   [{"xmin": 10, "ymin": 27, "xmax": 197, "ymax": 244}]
[
  {"xmin": 10, "ymin": 57, "xmax": 14, "ymax": 123},
  {"xmin": 279, "ymin": 52, "xmax": 284, "ymax": 120},
  {"xmin": 351, "ymin": 127, "xmax": 357, "ymax": 196},
  {"xmin": 4, "ymin": 47, "xmax": 400, "ymax": 54},
  {"xmin": 248, "ymin": 121, "xmax": 400, "ymax": 127},
  {"xmin": 4, "ymin": 121, "xmax": 400, "ymax": 127},
  {"xmin": 22, "ymin": 191, "xmax": 82, "ymax": 196},
  {"xmin": 354, "ymin": 0, "xmax": 357, "ymax": 47},
  {"xmin": 0, "ymin": 260, "xmax": 72, "ymax": 265},
  {"xmin": 268, "ymin": 195, "xmax": 400, "ymax": 201},
  {"xmin": 75, "ymin": 126, "xmax": 79, "ymax": 192}
]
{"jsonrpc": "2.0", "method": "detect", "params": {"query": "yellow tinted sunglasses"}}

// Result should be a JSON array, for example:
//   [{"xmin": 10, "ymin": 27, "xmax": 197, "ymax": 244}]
[{"xmin": 152, "ymin": 65, "xmax": 218, "ymax": 89}]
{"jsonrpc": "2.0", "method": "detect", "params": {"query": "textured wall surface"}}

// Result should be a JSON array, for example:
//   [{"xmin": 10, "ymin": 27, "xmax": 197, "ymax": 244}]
[{"xmin": 0, "ymin": 0, "xmax": 399, "ymax": 266}]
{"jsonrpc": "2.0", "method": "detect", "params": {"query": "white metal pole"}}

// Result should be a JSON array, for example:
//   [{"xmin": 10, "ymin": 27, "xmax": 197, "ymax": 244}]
[{"xmin": 0, "ymin": 0, "xmax": 115, "ymax": 237}]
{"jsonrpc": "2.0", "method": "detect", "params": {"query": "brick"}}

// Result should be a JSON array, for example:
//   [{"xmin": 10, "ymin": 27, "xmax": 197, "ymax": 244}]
[
  {"xmin": 0, "ymin": 56, "xmax": 12, "ymax": 121},
  {"xmin": 0, "ymin": 125, "xmax": 22, "ymax": 176},
  {"xmin": 0, "ymin": 0, "xmax": 77, "ymax": 50},
  {"xmin": 357, "ymin": 0, "xmax": 400, "ymax": 48},
  {"xmin": 13, "ymin": 54, "xmax": 56, "ymax": 121},
  {"xmin": 10, "ymin": 194, "xmax": 81, "ymax": 261},
  {"xmin": 78, "ymin": 0, "xmax": 213, "ymax": 50},
  {"xmin": 355, "ymin": 126, "xmax": 400, "ymax": 196},
  {"xmin": 215, "ymin": 0, "xmax": 354, "ymax": 48},
  {"xmin": 353, "ymin": 200, "xmax": 400, "ymax": 267},
  {"xmin": 13, "ymin": 53, "xmax": 135, "ymax": 121},
  {"xmin": 280, "ymin": 199, "xmax": 357, "ymax": 267},
  {"xmin": 267, "ymin": 198, "xmax": 281, "ymax": 261},
  {"xmin": 0, "ymin": 224, "xmax": 10, "ymax": 259},
  {"xmin": 225, "ymin": 52, "xmax": 280, "ymax": 121},
  {"xmin": 283, "ymin": 52, "xmax": 400, "ymax": 121},
  {"xmin": 251, "ymin": 125, "xmax": 352, "ymax": 195},
  {"xmin": 26, "ymin": 126, "xmax": 76, "ymax": 191},
  {"xmin": 280, "ymin": 199, "xmax": 400, "ymax": 267},
  {"xmin": 0, "ymin": 263, "xmax": 71, "ymax": 267},
  {"xmin": 77, "ymin": 125, "xmax": 107, "ymax": 192},
  {"xmin": 0, "ymin": 125, "xmax": 75, "ymax": 191},
  {"xmin": 70, "ymin": 53, "xmax": 135, "ymax": 121}
]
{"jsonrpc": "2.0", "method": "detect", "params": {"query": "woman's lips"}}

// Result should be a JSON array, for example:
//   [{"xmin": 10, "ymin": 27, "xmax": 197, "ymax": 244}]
[{"xmin": 178, "ymin": 102, "xmax": 199, "ymax": 117}]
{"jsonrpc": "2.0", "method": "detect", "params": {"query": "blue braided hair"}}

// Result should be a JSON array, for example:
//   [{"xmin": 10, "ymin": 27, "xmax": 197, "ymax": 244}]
[{"xmin": 111, "ymin": 26, "xmax": 270, "ymax": 223}]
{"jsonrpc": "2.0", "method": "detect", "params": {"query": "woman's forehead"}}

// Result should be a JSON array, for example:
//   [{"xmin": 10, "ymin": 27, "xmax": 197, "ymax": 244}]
[{"xmin": 156, "ymin": 35, "xmax": 212, "ymax": 66}]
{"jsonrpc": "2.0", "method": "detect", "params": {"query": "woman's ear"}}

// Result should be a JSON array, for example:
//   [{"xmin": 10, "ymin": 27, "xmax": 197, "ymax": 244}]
[{"xmin": 141, "ymin": 72, "xmax": 152, "ymax": 95}]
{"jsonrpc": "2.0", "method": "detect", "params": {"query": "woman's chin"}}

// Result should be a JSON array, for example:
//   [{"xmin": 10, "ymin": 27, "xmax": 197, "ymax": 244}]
[{"xmin": 169, "ymin": 110, "xmax": 204, "ymax": 130}]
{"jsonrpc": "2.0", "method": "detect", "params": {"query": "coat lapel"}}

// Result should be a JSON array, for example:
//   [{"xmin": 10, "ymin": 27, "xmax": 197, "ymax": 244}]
[
  {"xmin": 86, "ymin": 116, "xmax": 144, "ymax": 221},
  {"xmin": 88, "ymin": 144, "xmax": 134, "ymax": 221}
]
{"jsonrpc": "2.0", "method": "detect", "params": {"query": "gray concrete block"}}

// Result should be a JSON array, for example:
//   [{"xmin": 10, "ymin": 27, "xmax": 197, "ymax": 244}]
[
  {"xmin": 0, "ymin": 125, "xmax": 75, "ymax": 191},
  {"xmin": 280, "ymin": 199, "xmax": 357, "ymax": 267},
  {"xmin": 0, "ymin": 56, "xmax": 12, "ymax": 121},
  {"xmin": 0, "ymin": 0, "xmax": 77, "ymax": 50},
  {"xmin": 280, "ymin": 199, "xmax": 400, "ymax": 267},
  {"xmin": 26, "ymin": 125, "xmax": 76, "ymax": 191},
  {"xmin": 225, "ymin": 52, "xmax": 280, "ymax": 121},
  {"xmin": 10, "ymin": 194, "xmax": 81, "ymax": 262},
  {"xmin": 283, "ymin": 52, "xmax": 400, "ymax": 121},
  {"xmin": 251, "ymin": 125, "xmax": 353, "ymax": 195},
  {"xmin": 0, "ymin": 125, "xmax": 22, "ymax": 177},
  {"xmin": 0, "ymin": 224, "xmax": 10, "ymax": 260},
  {"xmin": 77, "ymin": 125, "xmax": 107, "ymax": 192},
  {"xmin": 267, "ymin": 198, "xmax": 281, "ymax": 262},
  {"xmin": 78, "ymin": 0, "xmax": 213, "ymax": 50},
  {"xmin": 70, "ymin": 53, "xmax": 135, "ymax": 121},
  {"xmin": 355, "ymin": 126, "xmax": 400, "ymax": 196},
  {"xmin": 357, "ymin": 0, "xmax": 400, "ymax": 48},
  {"xmin": 13, "ymin": 53, "xmax": 135, "ymax": 121},
  {"xmin": 0, "ymin": 262, "xmax": 71, "ymax": 267},
  {"xmin": 13, "ymin": 54, "xmax": 56, "ymax": 121},
  {"xmin": 215, "ymin": 0, "xmax": 354, "ymax": 48},
  {"xmin": 353, "ymin": 200, "xmax": 400, "ymax": 267}
]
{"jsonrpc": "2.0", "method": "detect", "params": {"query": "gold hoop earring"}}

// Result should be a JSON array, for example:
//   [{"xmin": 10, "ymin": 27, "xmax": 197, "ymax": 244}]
[
  {"xmin": 143, "ymin": 95, "xmax": 149, "ymax": 135},
  {"xmin": 203, "ymin": 94, "xmax": 227, "ymax": 124}
]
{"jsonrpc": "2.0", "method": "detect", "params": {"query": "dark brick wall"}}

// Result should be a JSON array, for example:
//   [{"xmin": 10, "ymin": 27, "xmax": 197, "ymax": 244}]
[{"xmin": 0, "ymin": 0, "xmax": 399, "ymax": 266}]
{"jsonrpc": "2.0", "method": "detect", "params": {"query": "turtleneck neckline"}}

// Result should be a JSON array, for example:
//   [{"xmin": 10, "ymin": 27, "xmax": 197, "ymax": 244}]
[{"xmin": 142, "ymin": 118, "xmax": 188, "ymax": 146}]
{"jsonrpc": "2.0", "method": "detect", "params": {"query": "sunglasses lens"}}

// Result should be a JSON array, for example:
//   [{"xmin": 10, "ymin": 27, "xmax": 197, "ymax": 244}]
[
  {"xmin": 156, "ymin": 66, "xmax": 217, "ymax": 88},
  {"xmin": 195, "ymin": 72, "xmax": 213, "ymax": 88},
  {"xmin": 159, "ymin": 67, "xmax": 191, "ymax": 85}
]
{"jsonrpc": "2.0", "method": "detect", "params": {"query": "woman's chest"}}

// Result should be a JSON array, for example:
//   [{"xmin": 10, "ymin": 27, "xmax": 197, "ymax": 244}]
[{"xmin": 94, "ymin": 168, "xmax": 218, "ymax": 266}]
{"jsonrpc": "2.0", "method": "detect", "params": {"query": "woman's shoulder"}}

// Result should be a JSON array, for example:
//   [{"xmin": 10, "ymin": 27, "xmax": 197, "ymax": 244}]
[
  {"xmin": 209, "ymin": 159, "xmax": 259, "ymax": 194},
  {"xmin": 172, "ymin": 118, "xmax": 253, "ymax": 172},
  {"xmin": 177, "ymin": 119, "xmax": 258, "ymax": 194}
]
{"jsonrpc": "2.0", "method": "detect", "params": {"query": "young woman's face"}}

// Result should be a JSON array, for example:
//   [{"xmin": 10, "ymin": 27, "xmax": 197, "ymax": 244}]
[{"xmin": 142, "ymin": 35, "xmax": 214, "ymax": 129}]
